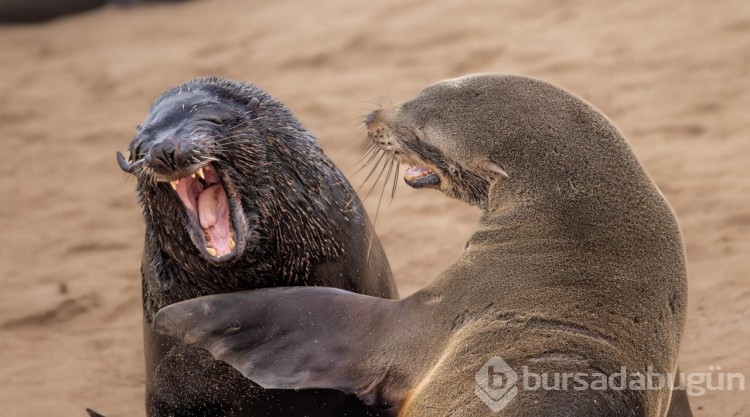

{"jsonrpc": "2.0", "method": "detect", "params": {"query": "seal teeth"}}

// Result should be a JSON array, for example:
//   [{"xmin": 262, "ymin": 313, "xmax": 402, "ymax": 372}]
[
  {"xmin": 196, "ymin": 167, "xmax": 205, "ymax": 179},
  {"xmin": 206, "ymin": 247, "xmax": 218, "ymax": 257},
  {"xmin": 190, "ymin": 173, "xmax": 196, "ymax": 178},
  {"xmin": 170, "ymin": 180, "xmax": 179, "ymax": 190},
  {"xmin": 229, "ymin": 238, "xmax": 236, "ymax": 250}
]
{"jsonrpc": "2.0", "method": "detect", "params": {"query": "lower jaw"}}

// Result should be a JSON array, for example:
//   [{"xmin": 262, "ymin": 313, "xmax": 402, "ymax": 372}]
[
  {"xmin": 191, "ymin": 211, "xmax": 243, "ymax": 261},
  {"xmin": 404, "ymin": 172, "xmax": 441, "ymax": 189},
  {"xmin": 204, "ymin": 240, "xmax": 235, "ymax": 258},
  {"xmin": 202, "ymin": 225, "xmax": 236, "ymax": 258},
  {"xmin": 196, "ymin": 238, "xmax": 239, "ymax": 262}
]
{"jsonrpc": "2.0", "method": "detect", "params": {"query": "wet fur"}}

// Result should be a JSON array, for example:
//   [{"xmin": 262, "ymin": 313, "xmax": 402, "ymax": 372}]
[
  {"xmin": 155, "ymin": 75, "xmax": 691, "ymax": 416},
  {"xmin": 132, "ymin": 77, "xmax": 396, "ymax": 416}
]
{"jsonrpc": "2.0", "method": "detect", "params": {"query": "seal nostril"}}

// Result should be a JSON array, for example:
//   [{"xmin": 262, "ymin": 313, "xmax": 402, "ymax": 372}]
[
  {"xmin": 150, "ymin": 139, "xmax": 180, "ymax": 170},
  {"xmin": 364, "ymin": 110, "xmax": 378, "ymax": 126}
]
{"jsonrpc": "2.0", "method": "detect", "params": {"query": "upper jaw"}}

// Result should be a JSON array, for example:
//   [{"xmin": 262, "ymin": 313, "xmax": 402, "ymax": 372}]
[{"xmin": 166, "ymin": 164, "xmax": 212, "ymax": 191}]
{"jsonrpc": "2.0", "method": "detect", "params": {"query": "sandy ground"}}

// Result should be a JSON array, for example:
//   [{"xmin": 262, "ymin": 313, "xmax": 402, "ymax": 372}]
[{"xmin": 0, "ymin": 0, "xmax": 748, "ymax": 415}]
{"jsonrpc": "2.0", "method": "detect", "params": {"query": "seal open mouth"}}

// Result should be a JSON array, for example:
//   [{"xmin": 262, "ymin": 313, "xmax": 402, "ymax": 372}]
[
  {"xmin": 169, "ymin": 164, "xmax": 236, "ymax": 258},
  {"xmin": 404, "ymin": 166, "xmax": 441, "ymax": 189}
]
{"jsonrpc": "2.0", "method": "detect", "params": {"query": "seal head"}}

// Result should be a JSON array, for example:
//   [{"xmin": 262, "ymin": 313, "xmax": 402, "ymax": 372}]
[{"xmin": 119, "ymin": 81, "xmax": 267, "ymax": 263}]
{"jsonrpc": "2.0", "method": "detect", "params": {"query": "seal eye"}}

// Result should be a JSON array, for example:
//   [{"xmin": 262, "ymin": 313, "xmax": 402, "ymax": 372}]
[
  {"xmin": 414, "ymin": 128, "xmax": 432, "ymax": 145},
  {"xmin": 203, "ymin": 117, "xmax": 223, "ymax": 126}
]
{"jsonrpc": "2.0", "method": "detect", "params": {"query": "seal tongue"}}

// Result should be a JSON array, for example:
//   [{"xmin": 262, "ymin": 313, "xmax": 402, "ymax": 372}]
[
  {"xmin": 405, "ymin": 166, "xmax": 434, "ymax": 180},
  {"xmin": 198, "ymin": 184, "xmax": 232, "ymax": 256},
  {"xmin": 198, "ymin": 185, "xmax": 221, "ymax": 229},
  {"xmin": 175, "ymin": 177, "xmax": 203, "ymax": 215}
]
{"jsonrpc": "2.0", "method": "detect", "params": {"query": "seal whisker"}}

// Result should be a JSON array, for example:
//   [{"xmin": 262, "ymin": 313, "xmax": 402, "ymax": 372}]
[
  {"xmin": 361, "ymin": 151, "xmax": 390, "ymax": 201},
  {"xmin": 390, "ymin": 160, "xmax": 400, "ymax": 201},
  {"xmin": 366, "ymin": 151, "xmax": 396, "ymax": 261},
  {"xmin": 215, "ymin": 118, "xmax": 254, "ymax": 136},
  {"xmin": 356, "ymin": 141, "xmax": 378, "ymax": 162},
  {"xmin": 352, "ymin": 146, "xmax": 380, "ymax": 177},
  {"xmin": 215, "ymin": 132, "xmax": 249, "ymax": 142},
  {"xmin": 363, "ymin": 99, "xmax": 384, "ymax": 109},
  {"xmin": 357, "ymin": 150, "xmax": 387, "ymax": 192},
  {"xmin": 349, "ymin": 115, "xmax": 368, "ymax": 127},
  {"xmin": 357, "ymin": 136, "xmax": 376, "ymax": 154},
  {"xmin": 343, "ymin": 148, "xmax": 378, "ymax": 210},
  {"xmin": 374, "ymin": 151, "xmax": 396, "ymax": 224},
  {"xmin": 221, "ymin": 121, "xmax": 253, "ymax": 136}
]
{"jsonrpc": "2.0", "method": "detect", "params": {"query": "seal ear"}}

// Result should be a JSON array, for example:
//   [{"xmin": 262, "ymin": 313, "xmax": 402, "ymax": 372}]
[
  {"xmin": 477, "ymin": 159, "xmax": 510, "ymax": 211},
  {"xmin": 153, "ymin": 287, "xmax": 391, "ymax": 404},
  {"xmin": 479, "ymin": 159, "xmax": 509, "ymax": 179}
]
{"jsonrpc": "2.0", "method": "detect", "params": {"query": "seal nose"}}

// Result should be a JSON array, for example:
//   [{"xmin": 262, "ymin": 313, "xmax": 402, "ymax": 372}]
[
  {"xmin": 364, "ymin": 110, "xmax": 380, "ymax": 127},
  {"xmin": 149, "ymin": 139, "xmax": 180, "ymax": 170}
]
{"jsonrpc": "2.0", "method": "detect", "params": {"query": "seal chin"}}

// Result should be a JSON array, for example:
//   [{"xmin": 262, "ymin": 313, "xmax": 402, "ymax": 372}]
[
  {"xmin": 168, "ymin": 163, "xmax": 245, "ymax": 262},
  {"xmin": 404, "ymin": 166, "xmax": 441, "ymax": 189}
]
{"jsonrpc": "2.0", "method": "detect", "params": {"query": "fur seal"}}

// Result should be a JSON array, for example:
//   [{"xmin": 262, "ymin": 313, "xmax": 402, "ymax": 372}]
[
  {"xmin": 154, "ymin": 74, "xmax": 691, "ymax": 416},
  {"xmin": 117, "ymin": 76, "xmax": 396, "ymax": 416}
]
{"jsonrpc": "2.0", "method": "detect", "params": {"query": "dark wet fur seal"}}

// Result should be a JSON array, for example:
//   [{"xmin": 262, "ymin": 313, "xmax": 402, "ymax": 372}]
[
  {"xmin": 114, "ymin": 76, "xmax": 396, "ymax": 416},
  {"xmin": 154, "ymin": 74, "xmax": 691, "ymax": 416}
]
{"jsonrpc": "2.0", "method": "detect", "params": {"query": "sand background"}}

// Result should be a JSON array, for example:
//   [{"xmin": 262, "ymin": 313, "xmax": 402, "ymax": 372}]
[{"xmin": 0, "ymin": 0, "xmax": 748, "ymax": 415}]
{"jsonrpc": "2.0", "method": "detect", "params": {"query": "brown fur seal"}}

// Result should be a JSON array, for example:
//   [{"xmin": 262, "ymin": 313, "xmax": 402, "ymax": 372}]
[
  {"xmin": 116, "ymin": 76, "xmax": 396, "ymax": 416},
  {"xmin": 154, "ymin": 74, "xmax": 691, "ymax": 416}
]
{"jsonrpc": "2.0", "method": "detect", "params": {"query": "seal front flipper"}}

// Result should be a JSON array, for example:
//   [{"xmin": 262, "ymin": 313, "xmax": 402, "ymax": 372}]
[{"xmin": 154, "ymin": 287, "xmax": 405, "ymax": 409}]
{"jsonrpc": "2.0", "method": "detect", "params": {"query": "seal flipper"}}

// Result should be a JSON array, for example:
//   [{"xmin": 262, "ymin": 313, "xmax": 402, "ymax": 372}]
[
  {"xmin": 153, "ymin": 287, "xmax": 397, "ymax": 406},
  {"xmin": 85, "ymin": 408, "xmax": 105, "ymax": 417}
]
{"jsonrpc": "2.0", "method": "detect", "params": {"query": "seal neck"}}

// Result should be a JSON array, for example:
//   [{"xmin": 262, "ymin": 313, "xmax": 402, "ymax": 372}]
[{"xmin": 468, "ymin": 198, "xmax": 563, "ymax": 250}]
